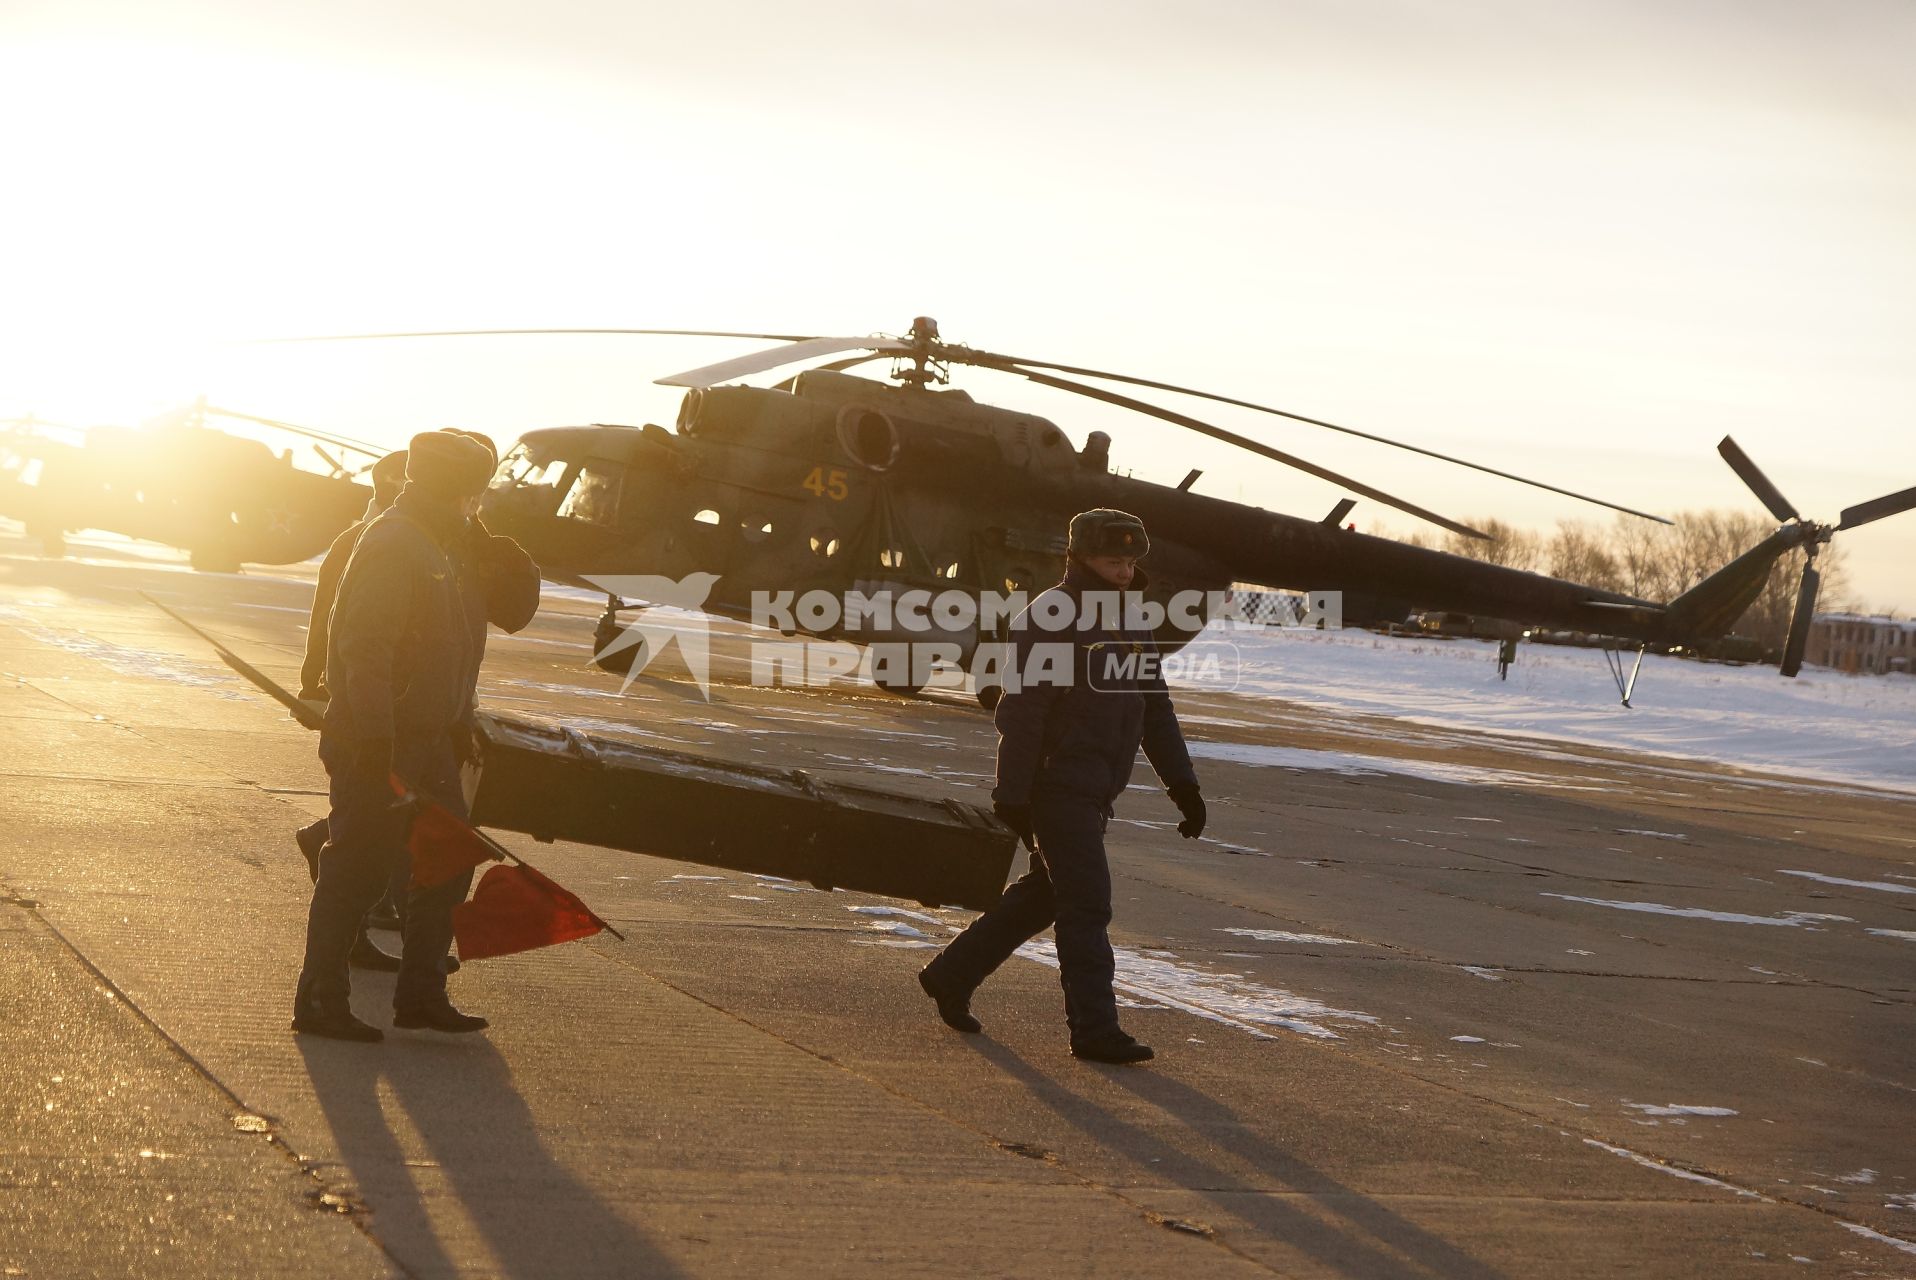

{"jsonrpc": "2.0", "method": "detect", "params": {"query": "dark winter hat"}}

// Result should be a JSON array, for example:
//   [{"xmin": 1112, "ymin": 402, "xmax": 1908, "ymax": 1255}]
[
  {"xmin": 368, "ymin": 449, "xmax": 409, "ymax": 498},
  {"xmin": 442, "ymin": 428, "xmax": 498, "ymax": 466},
  {"xmin": 1068, "ymin": 508, "xmax": 1150, "ymax": 558},
  {"xmin": 406, "ymin": 431, "xmax": 494, "ymax": 499}
]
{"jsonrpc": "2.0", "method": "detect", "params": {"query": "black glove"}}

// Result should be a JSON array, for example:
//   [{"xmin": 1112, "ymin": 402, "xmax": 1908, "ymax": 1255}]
[
  {"xmin": 994, "ymin": 801, "xmax": 1036, "ymax": 851},
  {"xmin": 1168, "ymin": 783, "xmax": 1206, "ymax": 840},
  {"xmin": 452, "ymin": 724, "xmax": 481, "ymax": 768}
]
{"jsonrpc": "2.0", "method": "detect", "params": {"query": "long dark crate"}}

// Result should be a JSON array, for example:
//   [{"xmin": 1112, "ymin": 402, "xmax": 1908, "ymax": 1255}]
[{"xmin": 468, "ymin": 712, "xmax": 1016, "ymax": 911}]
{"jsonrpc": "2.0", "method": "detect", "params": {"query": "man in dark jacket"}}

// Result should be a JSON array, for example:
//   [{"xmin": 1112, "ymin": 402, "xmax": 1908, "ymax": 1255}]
[
  {"xmin": 918, "ymin": 509, "xmax": 1206, "ymax": 1063},
  {"xmin": 294, "ymin": 434, "xmax": 540, "ymax": 975},
  {"xmin": 292, "ymin": 431, "xmax": 501, "ymax": 1042},
  {"xmin": 298, "ymin": 448, "xmax": 409, "ymax": 704},
  {"xmin": 295, "ymin": 449, "xmax": 409, "ymax": 967}
]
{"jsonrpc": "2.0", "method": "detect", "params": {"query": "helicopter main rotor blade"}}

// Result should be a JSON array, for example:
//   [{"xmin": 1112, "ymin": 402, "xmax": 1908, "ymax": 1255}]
[
  {"xmin": 772, "ymin": 353, "xmax": 890, "ymax": 392},
  {"xmin": 1014, "ymin": 368, "xmax": 1491, "ymax": 541},
  {"xmin": 949, "ymin": 349, "xmax": 1672, "ymax": 525},
  {"xmin": 246, "ymin": 327, "xmax": 828, "ymax": 345},
  {"xmin": 656, "ymin": 337, "xmax": 908, "ymax": 389},
  {"xmin": 1837, "ymin": 484, "xmax": 1916, "ymax": 532},
  {"xmin": 206, "ymin": 407, "xmax": 390, "ymax": 459},
  {"xmin": 1716, "ymin": 436, "xmax": 1801, "ymax": 524}
]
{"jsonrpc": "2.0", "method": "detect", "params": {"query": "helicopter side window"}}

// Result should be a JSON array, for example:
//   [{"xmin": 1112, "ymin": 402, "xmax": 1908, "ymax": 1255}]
[
  {"xmin": 556, "ymin": 458, "xmax": 624, "ymax": 529},
  {"xmin": 498, "ymin": 444, "xmax": 572, "ymax": 495}
]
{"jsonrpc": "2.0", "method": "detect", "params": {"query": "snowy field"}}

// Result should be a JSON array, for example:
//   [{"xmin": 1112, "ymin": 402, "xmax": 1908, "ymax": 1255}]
[{"xmin": 1180, "ymin": 624, "xmax": 1916, "ymax": 795}]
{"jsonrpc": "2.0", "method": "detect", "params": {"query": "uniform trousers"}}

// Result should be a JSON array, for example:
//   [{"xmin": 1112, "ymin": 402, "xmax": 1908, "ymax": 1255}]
[
  {"xmin": 927, "ymin": 798, "xmax": 1120, "ymax": 1038},
  {"xmin": 293, "ymin": 735, "xmax": 473, "ymax": 1016}
]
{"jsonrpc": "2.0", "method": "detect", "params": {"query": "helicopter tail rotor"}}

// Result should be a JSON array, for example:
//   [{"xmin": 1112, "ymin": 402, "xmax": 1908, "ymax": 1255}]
[
  {"xmin": 1716, "ymin": 436, "xmax": 1801, "ymax": 524},
  {"xmin": 1780, "ymin": 560, "xmax": 1821, "ymax": 678},
  {"xmin": 1837, "ymin": 485, "xmax": 1916, "ymax": 532},
  {"xmin": 1715, "ymin": 434, "xmax": 1914, "ymax": 677}
]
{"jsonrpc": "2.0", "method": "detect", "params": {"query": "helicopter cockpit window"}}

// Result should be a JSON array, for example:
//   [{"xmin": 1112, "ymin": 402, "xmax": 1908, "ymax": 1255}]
[
  {"xmin": 555, "ymin": 459, "xmax": 624, "ymax": 529},
  {"xmin": 500, "ymin": 446, "xmax": 571, "ymax": 494}
]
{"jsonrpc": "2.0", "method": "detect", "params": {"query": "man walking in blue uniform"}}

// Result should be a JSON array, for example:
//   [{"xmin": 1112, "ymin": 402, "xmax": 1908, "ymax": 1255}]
[{"xmin": 918, "ymin": 509, "xmax": 1206, "ymax": 1064}]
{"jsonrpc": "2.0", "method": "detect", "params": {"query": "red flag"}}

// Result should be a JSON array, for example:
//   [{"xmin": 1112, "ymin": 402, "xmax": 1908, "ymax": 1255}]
[
  {"xmin": 389, "ymin": 775, "xmax": 496, "ymax": 890},
  {"xmin": 453, "ymin": 862, "xmax": 605, "ymax": 961},
  {"xmin": 408, "ymin": 799, "xmax": 500, "ymax": 889}
]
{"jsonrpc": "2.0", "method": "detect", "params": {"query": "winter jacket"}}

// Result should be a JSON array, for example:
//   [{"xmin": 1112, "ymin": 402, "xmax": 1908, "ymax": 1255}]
[
  {"xmin": 307, "ymin": 505, "xmax": 540, "ymax": 714},
  {"xmin": 320, "ymin": 488, "xmax": 479, "ymax": 753},
  {"xmin": 299, "ymin": 518, "xmax": 369, "ymax": 700},
  {"xmin": 991, "ymin": 561, "xmax": 1198, "ymax": 810}
]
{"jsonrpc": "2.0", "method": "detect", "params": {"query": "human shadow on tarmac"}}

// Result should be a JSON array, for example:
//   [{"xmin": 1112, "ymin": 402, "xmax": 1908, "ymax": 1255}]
[
  {"xmin": 973, "ymin": 1040, "xmax": 1507, "ymax": 1280},
  {"xmin": 298, "ymin": 1032, "xmax": 682, "ymax": 1279}
]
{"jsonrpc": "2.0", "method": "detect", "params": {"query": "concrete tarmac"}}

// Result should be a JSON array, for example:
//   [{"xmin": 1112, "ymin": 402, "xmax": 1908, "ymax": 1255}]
[{"xmin": 1, "ymin": 529, "xmax": 1913, "ymax": 1278}]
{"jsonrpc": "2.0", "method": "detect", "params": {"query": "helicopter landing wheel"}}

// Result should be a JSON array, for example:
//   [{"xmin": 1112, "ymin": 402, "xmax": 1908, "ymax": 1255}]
[
  {"xmin": 974, "ymin": 684, "xmax": 1003, "ymax": 712},
  {"xmin": 591, "ymin": 600, "xmax": 647, "ymax": 676}
]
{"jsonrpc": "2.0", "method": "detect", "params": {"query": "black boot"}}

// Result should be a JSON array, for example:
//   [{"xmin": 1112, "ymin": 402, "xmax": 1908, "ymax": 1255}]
[
  {"xmin": 348, "ymin": 931, "xmax": 402, "ymax": 971},
  {"xmin": 918, "ymin": 964, "xmax": 982, "ymax": 1034},
  {"xmin": 294, "ymin": 822, "xmax": 326, "ymax": 882},
  {"xmin": 1070, "ymin": 1028, "xmax": 1154, "ymax": 1064},
  {"xmin": 393, "ymin": 1002, "xmax": 489, "ymax": 1033},
  {"xmin": 291, "ymin": 1002, "xmax": 384, "ymax": 1042}
]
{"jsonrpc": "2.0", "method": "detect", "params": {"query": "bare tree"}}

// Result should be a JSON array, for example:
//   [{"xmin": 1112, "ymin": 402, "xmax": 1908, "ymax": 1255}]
[
  {"xmin": 1546, "ymin": 521, "xmax": 1623, "ymax": 592},
  {"xmin": 1439, "ymin": 518, "xmax": 1542, "ymax": 572}
]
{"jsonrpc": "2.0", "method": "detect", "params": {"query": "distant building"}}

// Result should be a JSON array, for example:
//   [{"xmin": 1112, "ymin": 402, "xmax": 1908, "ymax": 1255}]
[{"xmin": 1805, "ymin": 613, "xmax": 1916, "ymax": 675}]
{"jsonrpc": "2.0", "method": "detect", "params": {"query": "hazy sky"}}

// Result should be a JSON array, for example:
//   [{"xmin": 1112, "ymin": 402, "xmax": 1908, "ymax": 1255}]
[{"xmin": 4, "ymin": 1, "xmax": 1912, "ymax": 606}]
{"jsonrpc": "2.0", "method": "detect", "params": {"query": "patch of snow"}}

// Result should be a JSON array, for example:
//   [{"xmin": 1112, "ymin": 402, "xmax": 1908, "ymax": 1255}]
[
  {"xmin": 1840, "ymin": 1223, "xmax": 1916, "ymax": 1258},
  {"xmin": 859, "ymin": 921, "xmax": 931, "ymax": 940},
  {"xmin": 1013, "ymin": 940, "xmax": 1378, "ymax": 1041},
  {"xmin": 1868, "ymin": 929, "xmax": 1916, "ymax": 942},
  {"xmin": 846, "ymin": 905, "xmax": 946, "ymax": 925},
  {"xmin": 1779, "ymin": 870, "xmax": 1916, "ymax": 896},
  {"xmin": 1185, "ymin": 741, "xmax": 1593, "ymax": 791},
  {"xmin": 1183, "ymin": 623, "xmax": 1916, "ymax": 794},
  {"xmin": 1583, "ymin": 1139, "xmax": 1765, "ymax": 1199},
  {"xmin": 1459, "ymin": 966, "xmax": 1503, "ymax": 981},
  {"xmin": 1219, "ymin": 927, "xmax": 1361, "ymax": 946},
  {"xmin": 1542, "ymin": 894, "xmax": 1855, "ymax": 928},
  {"xmin": 1617, "ymin": 828, "xmax": 1689, "ymax": 841},
  {"xmin": 1450, "ymin": 1035, "xmax": 1487, "ymax": 1043},
  {"xmin": 1624, "ymin": 1103, "xmax": 1738, "ymax": 1118},
  {"xmin": 0, "ymin": 606, "xmax": 253, "ymax": 699}
]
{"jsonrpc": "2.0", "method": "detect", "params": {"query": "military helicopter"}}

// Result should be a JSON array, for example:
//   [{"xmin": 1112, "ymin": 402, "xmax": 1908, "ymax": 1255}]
[
  {"xmin": 0, "ymin": 403, "xmax": 379, "ymax": 571},
  {"xmin": 272, "ymin": 318, "xmax": 1916, "ymax": 696}
]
